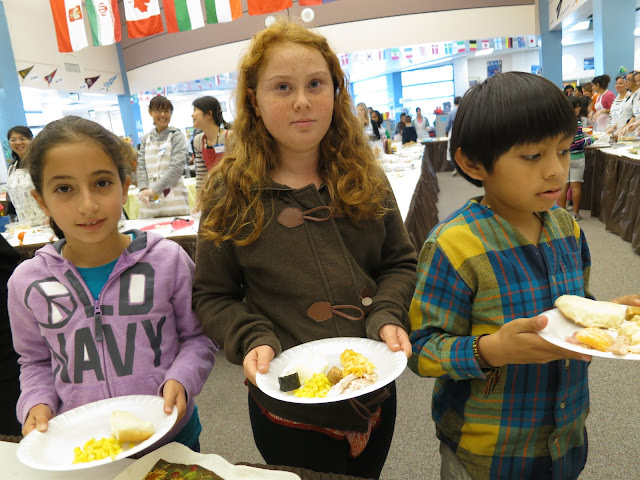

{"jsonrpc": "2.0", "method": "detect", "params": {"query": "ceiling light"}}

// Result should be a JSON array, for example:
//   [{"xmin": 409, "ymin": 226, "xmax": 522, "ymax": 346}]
[
  {"xmin": 568, "ymin": 21, "xmax": 590, "ymax": 32},
  {"xmin": 475, "ymin": 48, "xmax": 494, "ymax": 57}
]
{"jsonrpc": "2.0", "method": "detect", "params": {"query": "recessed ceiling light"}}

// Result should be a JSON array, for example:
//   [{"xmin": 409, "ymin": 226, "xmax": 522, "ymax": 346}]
[{"xmin": 568, "ymin": 21, "xmax": 590, "ymax": 32}]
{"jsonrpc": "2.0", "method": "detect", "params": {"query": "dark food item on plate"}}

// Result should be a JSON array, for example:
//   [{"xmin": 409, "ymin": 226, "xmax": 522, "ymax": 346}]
[{"xmin": 277, "ymin": 371, "xmax": 301, "ymax": 392}]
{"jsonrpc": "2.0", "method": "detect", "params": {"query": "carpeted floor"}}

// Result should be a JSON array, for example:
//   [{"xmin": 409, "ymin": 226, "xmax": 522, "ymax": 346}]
[{"xmin": 195, "ymin": 171, "xmax": 640, "ymax": 479}]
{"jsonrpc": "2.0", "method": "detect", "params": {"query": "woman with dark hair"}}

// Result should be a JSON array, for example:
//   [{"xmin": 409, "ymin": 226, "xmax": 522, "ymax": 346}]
[
  {"xmin": 605, "ymin": 74, "xmax": 632, "ymax": 135},
  {"xmin": 5, "ymin": 126, "xmax": 47, "ymax": 226},
  {"xmin": 370, "ymin": 110, "xmax": 387, "ymax": 140},
  {"xmin": 191, "ymin": 95, "xmax": 233, "ymax": 191},
  {"xmin": 591, "ymin": 74, "xmax": 615, "ymax": 132}
]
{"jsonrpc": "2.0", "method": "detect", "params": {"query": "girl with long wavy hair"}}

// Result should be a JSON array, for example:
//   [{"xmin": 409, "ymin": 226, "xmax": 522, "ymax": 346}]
[{"xmin": 193, "ymin": 17, "xmax": 416, "ymax": 479}]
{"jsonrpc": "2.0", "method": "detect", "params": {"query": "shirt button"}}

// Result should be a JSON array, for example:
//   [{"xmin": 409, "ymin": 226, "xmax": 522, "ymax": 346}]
[
  {"xmin": 560, "ymin": 401, "xmax": 566, "ymax": 409},
  {"xmin": 565, "ymin": 359, "xmax": 570, "ymax": 368},
  {"xmin": 361, "ymin": 297, "xmax": 372, "ymax": 306}
]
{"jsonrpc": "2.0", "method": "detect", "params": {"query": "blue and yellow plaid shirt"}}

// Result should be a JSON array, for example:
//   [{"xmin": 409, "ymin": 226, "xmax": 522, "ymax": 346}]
[{"xmin": 409, "ymin": 198, "xmax": 591, "ymax": 480}]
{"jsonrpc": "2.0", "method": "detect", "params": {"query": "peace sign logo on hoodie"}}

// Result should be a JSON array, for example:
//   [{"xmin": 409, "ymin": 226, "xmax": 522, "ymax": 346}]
[{"xmin": 25, "ymin": 277, "xmax": 77, "ymax": 329}]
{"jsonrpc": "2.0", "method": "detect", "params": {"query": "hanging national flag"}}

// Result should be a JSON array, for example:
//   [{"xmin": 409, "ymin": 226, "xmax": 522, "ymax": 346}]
[
  {"xmin": 85, "ymin": 0, "xmax": 121, "ymax": 46},
  {"xmin": 517, "ymin": 36, "xmax": 526, "ymax": 48},
  {"xmin": 85, "ymin": 75, "xmax": 101, "ymax": 88},
  {"xmin": 123, "ymin": 0, "xmax": 163, "ymax": 38},
  {"xmin": 469, "ymin": 40, "xmax": 477, "ymax": 52},
  {"xmin": 494, "ymin": 38, "xmax": 503, "ymax": 50},
  {"xmin": 528, "ymin": 35, "xmax": 538, "ymax": 47},
  {"xmin": 481, "ymin": 39, "xmax": 490, "ymax": 50},
  {"xmin": 391, "ymin": 48, "xmax": 400, "ymax": 60},
  {"xmin": 18, "ymin": 66, "xmax": 34, "ymax": 80},
  {"xmin": 104, "ymin": 74, "xmax": 118, "ymax": 89},
  {"xmin": 431, "ymin": 43, "xmax": 439, "ymax": 55},
  {"xmin": 418, "ymin": 45, "xmax": 427, "ymax": 57},
  {"xmin": 455, "ymin": 41, "xmax": 466, "ymax": 53},
  {"xmin": 505, "ymin": 37, "xmax": 513, "ymax": 49},
  {"xmin": 163, "ymin": 0, "xmax": 205, "ymax": 33},
  {"xmin": 49, "ymin": 0, "xmax": 88, "ymax": 52},
  {"xmin": 299, "ymin": 0, "xmax": 335, "ymax": 4},
  {"xmin": 247, "ymin": 0, "xmax": 292, "ymax": 15},
  {"xmin": 404, "ymin": 47, "xmax": 413, "ymax": 59},
  {"xmin": 338, "ymin": 53, "xmax": 349, "ymax": 67},
  {"xmin": 444, "ymin": 43, "xmax": 453, "ymax": 55},
  {"xmin": 45, "ymin": 69, "xmax": 58, "ymax": 86},
  {"xmin": 205, "ymin": 0, "xmax": 242, "ymax": 23}
]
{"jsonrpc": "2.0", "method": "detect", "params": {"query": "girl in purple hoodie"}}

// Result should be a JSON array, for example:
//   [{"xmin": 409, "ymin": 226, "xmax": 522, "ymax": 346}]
[{"xmin": 8, "ymin": 116, "xmax": 216, "ymax": 452}]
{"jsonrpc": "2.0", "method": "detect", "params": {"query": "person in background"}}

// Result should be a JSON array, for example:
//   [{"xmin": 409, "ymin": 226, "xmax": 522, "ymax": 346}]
[
  {"xmin": 193, "ymin": 18, "xmax": 416, "ymax": 479},
  {"xmin": 558, "ymin": 95, "xmax": 593, "ymax": 221},
  {"xmin": 446, "ymin": 97, "xmax": 462, "ymax": 176},
  {"xmin": 191, "ymin": 96, "xmax": 233, "ymax": 192},
  {"xmin": 605, "ymin": 74, "xmax": 632, "ymax": 135},
  {"xmin": 617, "ymin": 71, "xmax": 640, "ymax": 137},
  {"xmin": 578, "ymin": 95, "xmax": 591, "ymax": 128},
  {"xmin": 563, "ymin": 84, "xmax": 575, "ymax": 96},
  {"xmin": 574, "ymin": 85, "xmax": 583, "ymax": 96},
  {"xmin": 370, "ymin": 110, "xmax": 388, "ymax": 140},
  {"xmin": 413, "ymin": 107, "xmax": 430, "ymax": 141},
  {"xmin": 137, "ymin": 95, "xmax": 191, "ymax": 218},
  {"xmin": 356, "ymin": 102, "xmax": 373, "ymax": 138},
  {"xmin": 9, "ymin": 116, "xmax": 216, "ymax": 450},
  {"xmin": 401, "ymin": 114, "xmax": 417, "ymax": 144},
  {"xmin": 581, "ymin": 82, "xmax": 594, "ymax": 118},
  {"xmin": 0, "ymin": 236, "xmax": 21, "ymax": 439},
  {"xmin": 590, "ymin": 74, "xmax": 614, "ymax": 132},
  {"xmin": 5, "ymin": 126, "xmax": 47, "ymax": 226},
  {"xmin": 409, "ymin": 71, "xmax": 640, "ymax": 480},
  {"xmin": 395, "ymin": 112, "xmax": 406, "ymax": 138}
]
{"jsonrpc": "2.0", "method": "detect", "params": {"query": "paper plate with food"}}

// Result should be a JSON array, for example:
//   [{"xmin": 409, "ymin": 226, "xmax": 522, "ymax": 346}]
[
  {"xmin": 538, "ymin": 295, "xmax": 640, "ymax": 360},
  {"xmin": 17, "ymin": 395, "xmax": 178, "ymax": 471},
  {"xmin": 256, "ymin": 337, "xmax": 407, "ymax": 404}
]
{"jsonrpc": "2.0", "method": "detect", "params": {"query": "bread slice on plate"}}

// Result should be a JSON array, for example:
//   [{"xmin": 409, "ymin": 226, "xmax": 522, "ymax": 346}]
[
  {"xmin": 555, "ymin": 295, "xmax": 625, "ymax": 329},
  {"xmin": 111, "ymin": 410, "xmax": 155, "ymax": 443}
]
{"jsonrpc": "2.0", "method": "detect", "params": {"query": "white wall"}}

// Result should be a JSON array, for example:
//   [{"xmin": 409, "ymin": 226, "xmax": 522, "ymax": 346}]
[
  {"xmin": 4, "ymin": 0, "xmax": 124, "ymax": 95},
  {"xmin": 467, "ymin": 50, "xmax": 540, "ymax": 82}
]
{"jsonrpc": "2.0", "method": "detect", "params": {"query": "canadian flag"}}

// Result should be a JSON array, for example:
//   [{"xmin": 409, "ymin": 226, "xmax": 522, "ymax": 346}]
[
  {"xmin": 123, "ymin": 0, "xmax": 164, "ymax": 39},
  {"xmin": 49, "ymin": 0, "xmax": 89, "ymax": 52}
]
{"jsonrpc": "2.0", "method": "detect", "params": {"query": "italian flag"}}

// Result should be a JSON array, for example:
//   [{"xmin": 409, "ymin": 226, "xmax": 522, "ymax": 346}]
[
  {"xmin": 204, "ymin": 0, "xmax": 242, "ymax": 24},
  {"xmin": 85, "ymin": 0, "xmax": 121, "ymax": 46},
  {"xmin": 163, "ymin": 0, "xmax": 205, "ymax": 33},
  {"xmin": 49, "ymin": 0, "xmax": 88, "ymax": 52},
  {"xmin": 123, "ymin": 0, "xmax": 163, "ymax": 39}
]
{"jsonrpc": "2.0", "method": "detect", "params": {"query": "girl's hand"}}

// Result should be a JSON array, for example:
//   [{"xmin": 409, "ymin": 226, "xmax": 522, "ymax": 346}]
[
  {"xmin": 138, "ymin": 188, "xmax": 156, "ymax": 205},
  {"xmin": 243, "ymin": 345, "xmax": 275, "ymax": 386},
  {"xmin": 611, "ymin": 294, "xmax": 640, "ymax": 306},
  {"xmin": 477, "ymin": 315, "xmax": 592, "ymax": 367},
  {"xmin": 379, "ymin": 324, "xmax": 412, "ymax": 358},
  {"xmin": 162, "ymin": 379, "xmax": 187, "ymax": 421},
  {"xmin": 23, "ymin": 404, "xmax": 53, "ymax": 436}
]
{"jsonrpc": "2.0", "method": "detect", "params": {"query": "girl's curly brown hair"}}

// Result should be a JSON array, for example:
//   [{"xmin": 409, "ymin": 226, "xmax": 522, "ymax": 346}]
[{"xmin": 198, "ymin": 17, "xmax": 390, "ymax": 247}]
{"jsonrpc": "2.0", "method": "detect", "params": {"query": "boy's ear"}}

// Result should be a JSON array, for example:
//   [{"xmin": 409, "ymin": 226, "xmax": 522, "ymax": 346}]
[
  {"xmin": 454, "ymin": 148, "xmax": 487, "ymax": 182},
  {"xmin": 248, "ymin": 89, "xmax": 260, "ymax": 117},
  {"xmin": 31, "ymin": 189, "xmax": 52, "ymax": 218}
]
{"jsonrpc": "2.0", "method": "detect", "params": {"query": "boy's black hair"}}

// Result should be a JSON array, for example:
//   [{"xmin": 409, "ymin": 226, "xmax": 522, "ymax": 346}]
[
  {"xmin": 450, "ymin": 72, "xmax": 577, "ymax": 187},
  {"xmin": 149, "ymin": 95, "xmax": 173, "ymax": 112}
]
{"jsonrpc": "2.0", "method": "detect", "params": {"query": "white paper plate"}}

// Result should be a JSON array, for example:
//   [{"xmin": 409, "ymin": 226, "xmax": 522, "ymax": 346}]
[
  {"xmin": 256, "ymin": 337, "xmax": 407, "ymax": 404},
  {"xmin": 538, "ymin": 307, "xmax": 640, "ymax": 360},
  {"xmin": 17, "ymin": 395, "xmax": 178, "ymax": 471}
]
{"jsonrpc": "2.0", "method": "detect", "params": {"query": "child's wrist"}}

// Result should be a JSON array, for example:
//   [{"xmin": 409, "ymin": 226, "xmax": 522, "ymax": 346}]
[{"xmin": 475, "ymin": 334, "xmax": 499, "ymax": 368}]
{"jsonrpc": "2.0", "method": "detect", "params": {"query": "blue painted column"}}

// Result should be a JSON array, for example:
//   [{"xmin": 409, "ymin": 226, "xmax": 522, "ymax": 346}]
[
  {"xmin": 391, "ymin": 71, "xmax": 403, "ymax": 123},
  {"xmin": 593, "ymin": 0, "xmax": 635, "ymax": 78},
  {"xmin": 0, "ymin": 1, "xmax": 27, "ymax": 171},
  {"xmin": 537, "ymin": 0, "xmax": 563, "ymax": 87},
  {"xmin": 116, "ymin": 44, "xmax": 144, "ymax": 146}
]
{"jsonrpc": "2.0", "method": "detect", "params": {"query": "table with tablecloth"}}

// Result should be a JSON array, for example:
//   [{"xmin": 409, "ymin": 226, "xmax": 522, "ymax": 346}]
[
  {"xmin": 420, "ymin": 138, "xmax": 451, "ymax": 173},
  {"xmin": 584, "ymin": 146, "xmax": 640, "ymax": 255}
]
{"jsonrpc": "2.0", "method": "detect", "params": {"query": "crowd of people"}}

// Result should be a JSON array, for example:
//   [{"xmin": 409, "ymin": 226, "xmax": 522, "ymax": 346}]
[{"xmin": 2, "ymin": 17, "xmax": 640, "ymax": 480}]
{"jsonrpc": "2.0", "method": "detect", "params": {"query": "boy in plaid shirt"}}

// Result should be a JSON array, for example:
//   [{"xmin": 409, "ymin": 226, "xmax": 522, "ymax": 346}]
[{"xmin": 409, "ymin": 72, "xmax": 640, "ymax": 480}]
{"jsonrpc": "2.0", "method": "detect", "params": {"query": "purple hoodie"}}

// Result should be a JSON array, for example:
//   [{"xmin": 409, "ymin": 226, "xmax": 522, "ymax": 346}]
[{"xmin": 8, "ymin": 230, "xmax": 216, "ymax": 446}]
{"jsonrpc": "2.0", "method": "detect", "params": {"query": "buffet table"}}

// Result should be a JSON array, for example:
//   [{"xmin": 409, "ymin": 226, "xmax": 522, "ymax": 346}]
[
  {"xmin": 421, "ymin": 138, "xmax": 450, "ymax": 173},
  {"xmin": 584, "ymin": 145, "xmax": 640, "ymax": 255},
  {"xmin": 0, "ymin": 441, "xmax": 372, "ymax": 480}
]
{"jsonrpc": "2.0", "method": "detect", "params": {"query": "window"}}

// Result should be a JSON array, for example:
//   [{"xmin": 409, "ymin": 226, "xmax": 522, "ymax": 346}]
[
  {"xmin": 401, "ymin": 65, "xmax": 454, "ymax": 125},
  {"xmin": 352, "ymin": 75, "xmax": 388, "ymax": 114}
]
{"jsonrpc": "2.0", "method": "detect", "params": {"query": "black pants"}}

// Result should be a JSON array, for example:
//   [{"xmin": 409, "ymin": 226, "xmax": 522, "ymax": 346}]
[{"xmin": 248, "ymin": 383, "xmax": 397, "ymax": 480}]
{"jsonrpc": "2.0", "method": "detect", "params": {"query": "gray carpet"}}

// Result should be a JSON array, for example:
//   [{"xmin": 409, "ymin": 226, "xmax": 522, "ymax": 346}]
[{"xmin": 195, "ymin": 171, "xmax": 640, "ymax": 479}]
